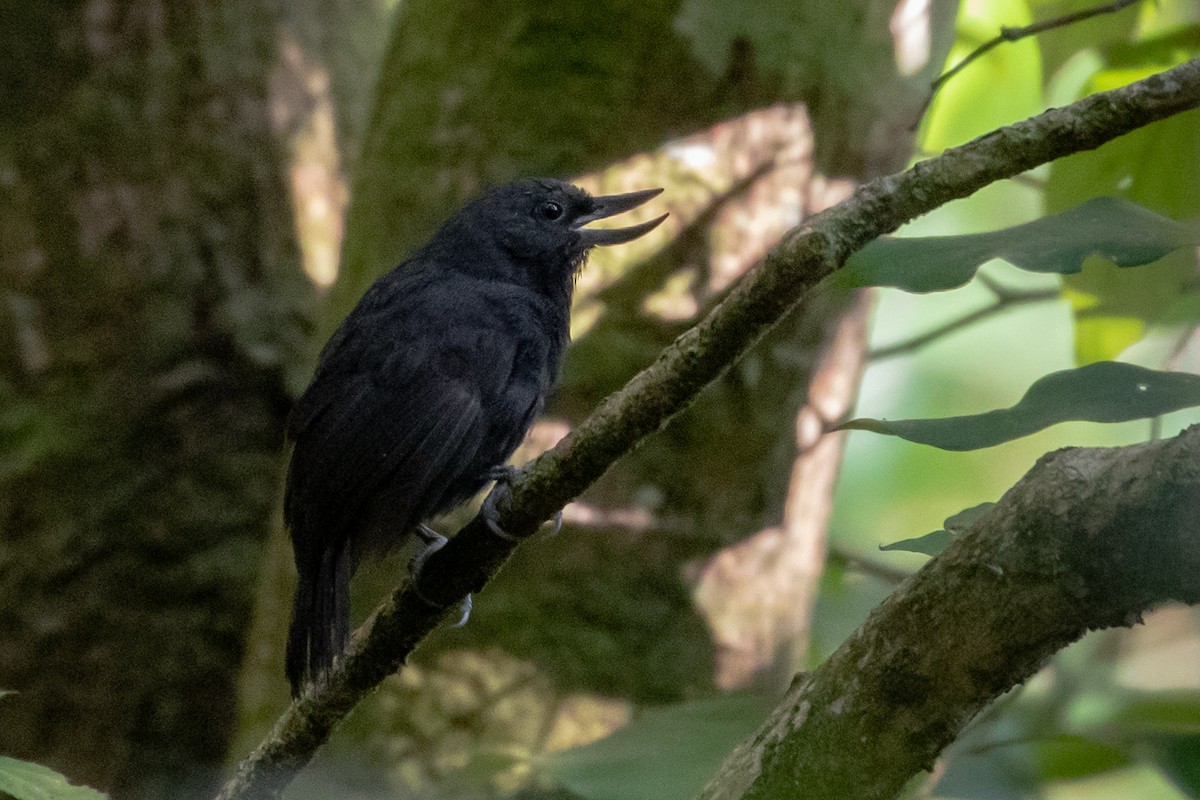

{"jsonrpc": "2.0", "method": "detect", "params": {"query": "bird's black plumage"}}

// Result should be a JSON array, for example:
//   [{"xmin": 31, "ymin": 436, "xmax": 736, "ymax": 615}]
[{"xmin": 284, "ymin": 178, "xmax": 665, "ymax": 695}]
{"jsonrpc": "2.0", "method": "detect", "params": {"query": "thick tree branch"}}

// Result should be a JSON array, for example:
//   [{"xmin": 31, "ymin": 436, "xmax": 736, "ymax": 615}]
[
  {"xmin": 216, "ymin": 59, "xmax": 1200, "ymax": 800},
  {"xmin": 700, "ymin": 425, "xmax": 1200, "ymax": 800}
]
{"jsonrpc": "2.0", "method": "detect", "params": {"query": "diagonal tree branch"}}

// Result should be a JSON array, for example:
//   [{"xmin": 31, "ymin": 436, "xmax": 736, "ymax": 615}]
[
  {"xmin": 700, "ymin": 424, "xmax": 1200, "ymax": 800},
  {"xmin": 216, "ymin": 58, "xmax": 1200, "ymax": 800}
]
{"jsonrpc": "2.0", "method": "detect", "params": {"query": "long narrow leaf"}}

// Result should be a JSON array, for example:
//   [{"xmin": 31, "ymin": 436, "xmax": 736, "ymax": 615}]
[
  {"xmin": 881, "ymin": 503, "xmax": 997, "ymax": 556},
  {"xmin": 839, "ymin": 197, "xmax": 1200, "ymax": 292},
  {"xmin": 840, "ymin": 362, "xmax": 1200, "ymax": 450}
]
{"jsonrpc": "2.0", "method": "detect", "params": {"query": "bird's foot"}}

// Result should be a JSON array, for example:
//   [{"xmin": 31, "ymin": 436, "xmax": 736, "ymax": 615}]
[
  {"xmin": 410, "ymin": 524, "xmax": 472, "ymax": 626},
  {"xmin": 480, "ymin": 488, "xmax": 563, "ymax": 541},
  {"xmin": 480, "ymin": 488, "xmax": 522, "ymax": 542},
  {"xmin": 480, "ymin": 463, "xmax": 564, "ymax": 541},
  {"xmin": 483, "ymin": 464, "xmax": 521, "ymax": 484}
]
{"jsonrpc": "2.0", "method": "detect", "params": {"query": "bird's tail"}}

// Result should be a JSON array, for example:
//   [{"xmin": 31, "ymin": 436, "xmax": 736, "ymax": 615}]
[{"xmin": 286, "ymin": 544, "xmax": 351, "ymax": 697}]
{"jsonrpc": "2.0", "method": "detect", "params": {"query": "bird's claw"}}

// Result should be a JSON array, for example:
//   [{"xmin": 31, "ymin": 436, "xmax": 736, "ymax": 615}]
[
  {"xmin": 409, "ymin": 525, "xmax": 473, "ymax": 625},
  {"xmin": 410, "ymin": 524, "xmax": 447, "ymax": 574},
  {"xmin": 481, "ymin": 488, "xmax": 522, "ymax": 542},
  {"xmin": 481, "ymin": 464, "xmax": 522, "ymax": 541},
  {"xmin": 408, "ymin": 525, "xmax": 445, "ymax": 609},
  {"xmin": 483, "ymin": 464, "xmax": 520, "ymax": 484},
  {"xmin": 452, "ymin": 593, "xmax": 473, "ymax": 627},
  {"xmin": 414, "ymin": 522, "xmax": 445, "ymax": 544},
  {"xmin": 480, "ymin": 489, "xmax": 563, "ymax": 541}
]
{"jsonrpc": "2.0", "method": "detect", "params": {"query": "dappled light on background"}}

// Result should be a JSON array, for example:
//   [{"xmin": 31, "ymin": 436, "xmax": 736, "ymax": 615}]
[
  {"xmin": 571, "ymin": 104, "xmax": 835, "ymax": 339},
  {"xmin": 299, "ymin": 648, "xmax": 632, "ymax": 797},
  {"xmin": 270, "ymin": 32, "xmax": 346, "ymax": 289},
  {"xmin": 695, "ymin": 298, "xmax": 870, "ymax": 689},
  {"xmin": 891, "ymin": 0, "xmax": 934, "ymax": 77},
  {"xmin": 587, "ymin": 105, "xmax": 861, "ymax": 691}
]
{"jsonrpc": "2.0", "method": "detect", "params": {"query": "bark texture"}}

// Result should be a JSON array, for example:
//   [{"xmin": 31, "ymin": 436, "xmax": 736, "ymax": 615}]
[
  {"xmin": 700, "ymin": 426, "xmax": 1200, "ymax": 800},
  {"xmin": 0, "ymin": 1, "xmax": 306, "ymax": 796}
]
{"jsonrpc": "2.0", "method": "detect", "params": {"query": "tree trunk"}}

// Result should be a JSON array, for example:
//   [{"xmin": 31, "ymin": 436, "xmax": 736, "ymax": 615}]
[{"xmin": 0, "ymin": 1, "xmax": 308, "ymax": 796}]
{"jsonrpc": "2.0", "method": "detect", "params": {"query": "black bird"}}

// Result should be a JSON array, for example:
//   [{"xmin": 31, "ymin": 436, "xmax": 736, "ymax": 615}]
[{"xmin": 284, "ymin": 178, "xmax": 666, "ymax": 695}]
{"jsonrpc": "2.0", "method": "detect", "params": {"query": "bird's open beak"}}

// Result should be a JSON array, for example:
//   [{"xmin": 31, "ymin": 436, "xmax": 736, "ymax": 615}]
[{"xmin": 574, "ymin": 188, "xmax": 668, "ymax": 246}]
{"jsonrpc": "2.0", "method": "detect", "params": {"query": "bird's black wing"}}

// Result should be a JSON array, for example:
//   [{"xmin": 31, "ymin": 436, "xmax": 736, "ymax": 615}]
[
  {"xmin": 283, "ymin": 271, "xmax": 555, "ymax": 692},
  {"xmin": 286, "ymin": 306, "xmax": 503, "ymax": 561}
]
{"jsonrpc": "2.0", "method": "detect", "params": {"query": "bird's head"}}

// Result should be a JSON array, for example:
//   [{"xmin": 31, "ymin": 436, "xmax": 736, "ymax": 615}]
[{"xmin": 445, "ymin": 178, "xmax": 666, "ymax": 294}]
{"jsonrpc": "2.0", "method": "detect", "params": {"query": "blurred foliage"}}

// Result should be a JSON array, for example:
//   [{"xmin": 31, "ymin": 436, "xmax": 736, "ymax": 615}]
[
  {"xmin": 922, "ymin": 0, "xmax": 1044, "ymax": 151},
  {"xmin": 0, "ymin": 756, "xmax": 107, "ymax": 800},
  {"xmin": 541, "ymin": 692, "xmax": 773, "ymax": 800},
  {"xmin": 879, "ymin": 502, "xmax": 995, "ymax": 556},
  {"xmin": 1044, "ymin": 3, "xmax": 1200, "ymax": 363}
]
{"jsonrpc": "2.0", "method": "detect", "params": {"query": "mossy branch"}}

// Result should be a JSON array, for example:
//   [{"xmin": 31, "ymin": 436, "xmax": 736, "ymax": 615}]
[
  {"xmin": 700, "ymin": 426, "xmax": 1200, "ymax": 800},
  {"xmin": 216, "ymin": 58, "xmax": 1200, "ymax": 800}
]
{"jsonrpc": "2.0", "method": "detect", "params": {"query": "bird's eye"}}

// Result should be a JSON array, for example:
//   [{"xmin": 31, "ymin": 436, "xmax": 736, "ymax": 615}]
[{"xmin": 538, "ymin": 201, "xmax": 564, "ymax": 221}]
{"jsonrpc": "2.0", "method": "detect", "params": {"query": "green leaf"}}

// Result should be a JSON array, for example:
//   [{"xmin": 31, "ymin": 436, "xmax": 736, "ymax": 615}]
[
  {"xmin": 541, "ymin": 692, "xmax": 771, "ymax": 800},
  {"xmin": 1047, "ymin": 54, "xmax": 1200, "ymax": 362},
  {"xmin": 1067, "ymin": 689, "xmax": 1200, "ymax": 739},
  {"xmin": 1109, "ymin": 693, "xmax": 1200, "ymax": 736},
  {"xmin": 1070, "ymin": 313, "xmax": 1150, "ymax": 366},
  {"xmin": 1144, "ymin": 734, "xmax": 1200, "ymax": 798},
  {"xmin": 880, "ymin": 530, "xmax": 954, "ymax": 556},
  {"xmin": 943, "ymin": 502, "xmax": 996, "ymax": 531},
  {"xmin": 1035, "ymin": 734, "xmax": 1132, "ymax": 782},
  {"xmin": 1064, "ymin": 691, "xmax": 1200, "ymax": 796},
  {"xmin": 838, "ymin": 197, "xmax": 1200, "ymax": 293},
  {"xmin": 880, "ymin": 502, "xmax": 995, "ymax": 555},
  {"xmin": 839, "ymin": 362, "xmax": 1200, "ymax": 450},
  {"xmin": 0, "ymin": 757, "xmax": 107, "ymax": 800}
]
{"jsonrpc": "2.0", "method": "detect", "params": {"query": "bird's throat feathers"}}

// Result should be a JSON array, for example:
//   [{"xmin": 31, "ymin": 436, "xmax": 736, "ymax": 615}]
[{"xmin": 423, "ymin": 212, "xmax": 587, "ymax": 304}]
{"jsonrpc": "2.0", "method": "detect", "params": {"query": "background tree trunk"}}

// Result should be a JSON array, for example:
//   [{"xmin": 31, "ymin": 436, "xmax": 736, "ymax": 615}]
[{"xmin": 0, "ymin": 1, "xmax": 315, "ymax": 796}]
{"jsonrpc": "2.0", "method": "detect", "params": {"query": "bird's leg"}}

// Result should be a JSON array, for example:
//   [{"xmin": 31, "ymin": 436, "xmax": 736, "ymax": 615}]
[
  {"xmin": 413, "ymin": 522, "xmax": 446, "ymax": 549},
  {"xmin": 409, "ymin": 524, "xmax": 471, "ymax": 627},
  {"xmin": 480, "ymin": 465, "xmax": 563, "ymax": 540}
]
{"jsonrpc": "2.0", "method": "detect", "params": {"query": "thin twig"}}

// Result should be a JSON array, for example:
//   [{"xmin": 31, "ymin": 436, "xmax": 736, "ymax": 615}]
[
  {"xmin": 913, "ymin": 0, "xmax": 1143, "ymax": 128},
  {"xmin": 869, "ymin": 287, "xmax": 1059, "ymax": 361},
  {"xmin": 827, "ymin": 543, "xmax": 912, "ymax": 585}
]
